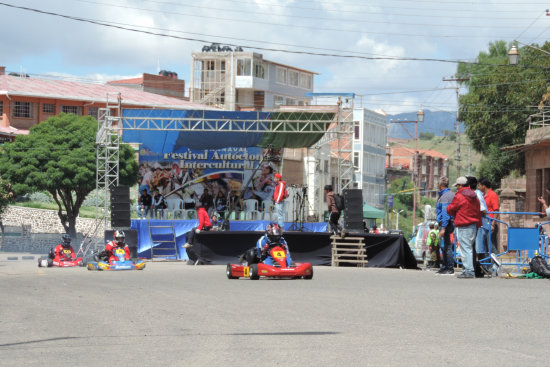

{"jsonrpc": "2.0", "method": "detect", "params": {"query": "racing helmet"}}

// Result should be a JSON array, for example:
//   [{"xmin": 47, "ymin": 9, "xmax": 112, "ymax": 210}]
[
  {"xmin": 114, "ymin": 230, "xmax": 125, "ymax": 245},
  {"xmin": 62, "ymin": 233, "xmax": 72, "ymax": 247},
  {"xmin": 265, "ymin": 223, "xmax": 282, "ymax": 244}
]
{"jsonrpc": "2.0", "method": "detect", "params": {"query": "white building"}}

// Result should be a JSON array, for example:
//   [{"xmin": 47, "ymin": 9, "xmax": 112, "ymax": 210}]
[
  {"xmin": 304, "ymin": 105, "xmax": 387, "ymax": 221},
  {"xmin": 352, "ymin": 108, "xmax": 387, "ymax": 208},
  {"xmin": 190, "ymin": 46, "xmax": 316, "ymax": 110}
]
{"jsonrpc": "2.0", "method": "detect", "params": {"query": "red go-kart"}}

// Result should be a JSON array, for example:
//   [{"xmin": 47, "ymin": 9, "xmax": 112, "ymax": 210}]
[
  {"xmin": 38, "ymin": 252, "xmax": 84, "ymax": 268},
  {"xmin": 226, "ymin": 244, "xmax": 313, "ymax": 280}
]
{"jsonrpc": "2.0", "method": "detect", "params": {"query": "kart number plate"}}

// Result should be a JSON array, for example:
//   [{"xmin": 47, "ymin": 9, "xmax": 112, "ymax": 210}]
[
  {"xmin": 115, "ymin": 248, "xmax": 125, "ymax": 255},
  {"xmin": 243, "ymin": 266, "xmax": 250, "ymax": 277},
  {"xmin": 63, "ymin": 249, "xmax": 72, "ymax": 254},
  {"xmin": 273, "ymin": 251, "xmax": 286, "ymax": 259}
]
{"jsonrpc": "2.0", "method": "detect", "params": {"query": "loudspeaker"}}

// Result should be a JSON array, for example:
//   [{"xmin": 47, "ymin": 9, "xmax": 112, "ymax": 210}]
[
  {"xmin": 105, "ymin": 229, "xmax": 138, "ymax": 258},
  {"xmin": 343, "ymin": 189, "xmax": 364, "ymax": 233},
  {"xmin": 110, "ymin": 186, "xmax": 130, "ymax": 228}
]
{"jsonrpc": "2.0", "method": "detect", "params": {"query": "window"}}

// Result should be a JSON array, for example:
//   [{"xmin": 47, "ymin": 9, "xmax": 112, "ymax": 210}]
[
  {"xmin": 274, "ymin": 95, "xmax": 285, "ymax": 106},
  {"xmin": 288, "ymin": 70, "xmax": 299, "ymax": 87},
  {"xmin": 0, "ymin": 101, "xmax": 3, "ymax": 117},
  {"xmin": 13, "ymin": 102, "xmax": 32, "ymax": 118},
  {"xmin": 43, "ymin": 103, "xmax": 55, "ymax": 113},
  {"xmin": 286, "ymin": 98, "xmax": 296, "ymax": 106},
  {"xmin": 88, "ymin": 107, "xmax": 99, "ymax": 119},
  {"xmin": 237, "ymin": 59, "xmax": 251, "ymax": 76},
  {"xmin": 61, "ymin": 105, "xmax": 82, "ymax": 115},
  {"xmin": 206, "ymin": 61, "xmax": 215, "ymax": 71},
  {"xmin": 353, "ymin": 152, "xmax": 360, "ymax": 170},
  {"xmin": 354, "ymin": 121, "xmax": 360, "ymax": 140},
  {"xmin": 254, "ymin": 62, "xmax": 265, "ymax": 79},
  {"xmin": 300, "ymin": 73, "xmax": 313, "ymax": 89},
  {"xmin": 276, "ymin": 67, "xmax": 287, "ymax": 84}
]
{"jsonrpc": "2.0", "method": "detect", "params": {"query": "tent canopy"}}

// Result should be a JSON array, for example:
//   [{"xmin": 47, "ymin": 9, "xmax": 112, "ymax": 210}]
[{"xmin": 363, "ymin": 203, "xmax": 385, "ymax": 219}]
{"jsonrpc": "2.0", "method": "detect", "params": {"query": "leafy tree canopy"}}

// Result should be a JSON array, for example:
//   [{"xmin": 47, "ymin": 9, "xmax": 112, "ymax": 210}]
[
  {"xmin": 456, "ymin": 40, "xmax": 550, "ymax": 184},
  {"xmin": 0, "ymin": 113, "xmax": 138, "ymax": 236}
]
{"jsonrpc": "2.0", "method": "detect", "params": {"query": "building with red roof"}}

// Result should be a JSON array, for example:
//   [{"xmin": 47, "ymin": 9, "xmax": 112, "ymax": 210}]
[
  {"xmin": 386, "ymin": 144, "xmax": 450, "ymax": 198},
  {"xmin": 0, "ymin": 66, "xmax": 207, "ymax": 141}
]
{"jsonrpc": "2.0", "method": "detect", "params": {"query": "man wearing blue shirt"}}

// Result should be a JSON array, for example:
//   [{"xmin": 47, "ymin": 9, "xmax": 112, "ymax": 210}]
[{"xmin": 435, "ymin": 176, "xmax": 455, "ymax": 275}]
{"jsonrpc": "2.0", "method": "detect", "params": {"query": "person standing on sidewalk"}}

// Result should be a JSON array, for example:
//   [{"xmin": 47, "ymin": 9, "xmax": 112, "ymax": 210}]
[
  {"xmin": 479, "ymin": 178, "xmax": 500, "ymax": 254},
  {"xmin": 446, "ymin": 176, "xmax": 481, "ymax": 279},
  {"xmin": 435, "ymin": 177, "xmax": 455, "ymax": 275},
  {"xmin": 272, "ymin": 173, "xmax": 287, "ymax": 230}
]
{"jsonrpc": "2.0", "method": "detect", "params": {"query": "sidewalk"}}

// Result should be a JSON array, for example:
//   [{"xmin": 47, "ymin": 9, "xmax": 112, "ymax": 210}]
[{"xmin": 0, "ymin": 252, "xmax": 47, "ymax": 261}]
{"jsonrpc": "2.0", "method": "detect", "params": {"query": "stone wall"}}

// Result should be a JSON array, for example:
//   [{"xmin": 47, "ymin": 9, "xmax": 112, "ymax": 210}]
[{"xmin": 0, "ymin": 206, "xmax": 106, "ymax": 254}]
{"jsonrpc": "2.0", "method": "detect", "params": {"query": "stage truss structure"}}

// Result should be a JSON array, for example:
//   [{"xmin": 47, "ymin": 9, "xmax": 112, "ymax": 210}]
[{"xmin": 95, "ymin": 96, "xmax": 354, "ymax": 237}]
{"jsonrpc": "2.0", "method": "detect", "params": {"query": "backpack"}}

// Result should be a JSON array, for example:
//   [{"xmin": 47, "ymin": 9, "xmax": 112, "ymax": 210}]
[
  {"xmin": 529, "ymin": 256, "xmax": 550, "ymax": 278},
  {"xmin": 334, "ymin": 193, "xmax": 345, "ymax": 211}
]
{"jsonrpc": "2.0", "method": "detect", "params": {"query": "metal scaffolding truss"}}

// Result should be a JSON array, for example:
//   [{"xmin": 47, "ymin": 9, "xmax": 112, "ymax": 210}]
[
  {"xmin": 95, "ymin": 93, "xmax": 122, "ymax": 241},
  {"xmin": 121, "ymin": 110, "xmax": 336, "ymax": 133}
]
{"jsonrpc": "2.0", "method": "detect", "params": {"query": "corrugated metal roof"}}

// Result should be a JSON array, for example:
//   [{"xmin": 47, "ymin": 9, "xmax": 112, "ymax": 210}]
[{"xmin": 0, "ymin": 75, "xmax": 209, "ymax": 109}]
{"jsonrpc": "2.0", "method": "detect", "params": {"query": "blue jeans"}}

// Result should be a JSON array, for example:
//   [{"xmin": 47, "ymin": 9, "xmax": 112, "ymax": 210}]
[
  {"xmin": 456, "ymin": 223, "xmax": 477, "ymax": 275},
  {"xmin": 137, "ymin": 205, "xmax": 150, "ymax": 219},
  {"xmin": 475, "ymin": 227, "xmax": 489, "ymax": 254},
  {"xmin": 442, "ymin": 224, "xmax": 455, "ymax": 271},
  {"xmin": 275, "ymin": 202, "xmax": 285, "ymax": 230}
]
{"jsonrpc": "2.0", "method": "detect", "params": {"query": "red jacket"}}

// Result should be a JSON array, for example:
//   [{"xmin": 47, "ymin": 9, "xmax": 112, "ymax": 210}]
[
  {"xmin": 446, "ymin": 187, "xmax": 481, "ymax": 227},
  {"xmin": 197, "ymin": 207, "xmax": 212, "ymax": 230},
  {"xmin": 53, "ymin": 244, "xmax": 76, "ymax": 261},
  {"xmin": 273, "ymin": 180, "xmax": 287, "ymax": 204},
  {"xmin": 105, "ymin": 241, "xmax": 130, "ymax": 262}
]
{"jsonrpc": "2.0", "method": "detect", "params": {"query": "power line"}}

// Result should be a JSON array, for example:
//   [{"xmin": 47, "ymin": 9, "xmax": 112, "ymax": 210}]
[
  {"xmin": 0, "ymin": 2, "xmax": 486, "ymax": 63},
  {"xmin": 0, "ymin": 1, "xmax": 529, "ymax": 40},
  {"xmin": 74, "ymin": 0, "xmax": 549, "ymax": 30}
]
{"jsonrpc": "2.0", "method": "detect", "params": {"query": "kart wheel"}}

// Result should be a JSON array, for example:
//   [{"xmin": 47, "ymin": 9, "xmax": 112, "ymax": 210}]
[
  {"xmin": 249, "ymin": 264, "xmax": 260, "ymax": 280},
  {"xmin": 226, "ymin": 264, "xmax": 237, "ymax": 279},
  {"xmin": 303, "ymin": 266, "xmax": 313, "ymax": 280}
]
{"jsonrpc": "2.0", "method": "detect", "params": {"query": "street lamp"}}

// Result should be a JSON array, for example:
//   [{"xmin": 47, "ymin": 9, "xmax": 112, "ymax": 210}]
[
  {"xmin": 393, "ymin": 209, "xmax": 404, "ymax": 230},
  {"xmin": 390, "ymin": 109, "xmax": 424, "ymax": 231},
  {"xmin": 508, "ymin": 45, "xmax": 519, "ymax": 65}
]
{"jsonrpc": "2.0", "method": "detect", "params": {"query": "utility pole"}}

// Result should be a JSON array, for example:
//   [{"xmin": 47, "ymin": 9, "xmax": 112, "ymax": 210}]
[{"xmin": 443, "ymin": 76, "xmax": 469, "ymax": 178}]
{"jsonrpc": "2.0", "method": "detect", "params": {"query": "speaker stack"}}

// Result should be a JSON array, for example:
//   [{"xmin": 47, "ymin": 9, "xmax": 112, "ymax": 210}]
[
  {"xmin": 343, "ymin": 189, "xmax": 364, "ymax": 233},
  {"xmin": 110, "ymin": 185, "xmax": 131, "ymax": 228}
]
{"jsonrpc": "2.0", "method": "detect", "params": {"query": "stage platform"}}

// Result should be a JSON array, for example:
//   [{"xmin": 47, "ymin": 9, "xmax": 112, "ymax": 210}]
[{"xmin": 130, "ymin": 220, "xmax": 418, "ymax": 269}]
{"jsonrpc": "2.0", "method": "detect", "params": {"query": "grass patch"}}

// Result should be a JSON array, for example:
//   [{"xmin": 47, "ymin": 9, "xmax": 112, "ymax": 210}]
[{"xmin": 12, "ymin": 202, "xmax": 99, "ymax": 219}]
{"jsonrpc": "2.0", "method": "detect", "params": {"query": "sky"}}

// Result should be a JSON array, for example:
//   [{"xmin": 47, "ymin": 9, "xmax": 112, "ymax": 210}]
[{"xmin": 1, "ymin": 0, "xmax": 549, "ymax": 115}]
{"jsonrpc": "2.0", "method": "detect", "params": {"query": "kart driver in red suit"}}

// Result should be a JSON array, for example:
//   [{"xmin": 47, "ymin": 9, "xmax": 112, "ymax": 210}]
[
  {"xmin": 50, "ymin": 234, "xmax": 76, "ymax": 262},
  {"xmin": 104, "ymin": 230, "xmax": 131, "ymax": 263}
]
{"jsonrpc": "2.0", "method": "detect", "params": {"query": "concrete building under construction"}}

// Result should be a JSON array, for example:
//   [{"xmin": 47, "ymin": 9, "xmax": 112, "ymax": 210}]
[{"xmin": 190, "ymin": 44, "xmax": 316, "ymax": 110}]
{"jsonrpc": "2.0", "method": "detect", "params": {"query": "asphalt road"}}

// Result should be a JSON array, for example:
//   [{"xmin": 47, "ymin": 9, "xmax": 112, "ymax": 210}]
[{"xmin": 1, "ymin": 257, "xmax": 550, "ymax": 367}]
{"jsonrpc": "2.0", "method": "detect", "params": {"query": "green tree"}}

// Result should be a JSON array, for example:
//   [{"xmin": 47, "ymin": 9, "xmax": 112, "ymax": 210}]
[
  {"xmin": 0, "ymin": 113, "xmax": 138, "ymax": 237},
  {"xmin": 456, "ymin": 40, "xmax": 550, "ymax": 184},
  {"xmin": 419, "ymin": 132, "xmax": 435, "ymax": 140}
]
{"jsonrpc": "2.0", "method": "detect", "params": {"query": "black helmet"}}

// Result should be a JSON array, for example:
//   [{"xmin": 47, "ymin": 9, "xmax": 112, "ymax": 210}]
[
  {"xmin": 114, "ymin": 230, "xmax": 125, "ymax": 245},
  {"xmin": 62, "ymin": 234, "xmax": 71, "ymax": 247},
  {"xmin": 265, "ymin": 223, "xmax": 282, "ymax": 244}
]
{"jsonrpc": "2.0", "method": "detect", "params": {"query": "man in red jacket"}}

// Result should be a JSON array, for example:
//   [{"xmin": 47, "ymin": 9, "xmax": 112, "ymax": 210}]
[
  {"xmin": 183, "ymin": 202, "xmax": 213, "ymax": 264},
  {"xmin": 273, "ymin": 172, "xmax": 287, "ymax": 230},
  {"xmin": 446, "ymin": 176, "xmax": 481, "ymax": 278}
]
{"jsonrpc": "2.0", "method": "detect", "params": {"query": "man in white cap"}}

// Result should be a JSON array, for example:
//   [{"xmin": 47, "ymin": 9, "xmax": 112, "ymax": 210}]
[{"xmin": 446, "ymin": 176, "xmax": 481, "ymax": 279}]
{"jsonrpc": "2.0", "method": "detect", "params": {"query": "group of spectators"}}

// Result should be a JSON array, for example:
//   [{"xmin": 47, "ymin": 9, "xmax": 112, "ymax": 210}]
[{"xmin": 435, "ymin": 175, "xmax": 499, "ymax": 278}]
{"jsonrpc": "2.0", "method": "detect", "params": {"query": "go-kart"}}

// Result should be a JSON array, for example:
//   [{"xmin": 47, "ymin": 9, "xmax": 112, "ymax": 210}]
[
  {"xmin": 226, "ymin": 243, "xmax": 313, "ymax": 280},
  {"xmin": 37, "ymin": 250, "xmax": 84, "ymax": 268},
  {"xmin": 86, "ymin": 247, "xmax": 146, "ymax": 271}
]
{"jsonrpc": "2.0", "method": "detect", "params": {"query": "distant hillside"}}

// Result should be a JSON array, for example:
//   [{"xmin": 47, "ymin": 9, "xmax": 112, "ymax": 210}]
[{"xmin": 387, "ymin": 110, "xmax": 465, "ymax": 139}]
